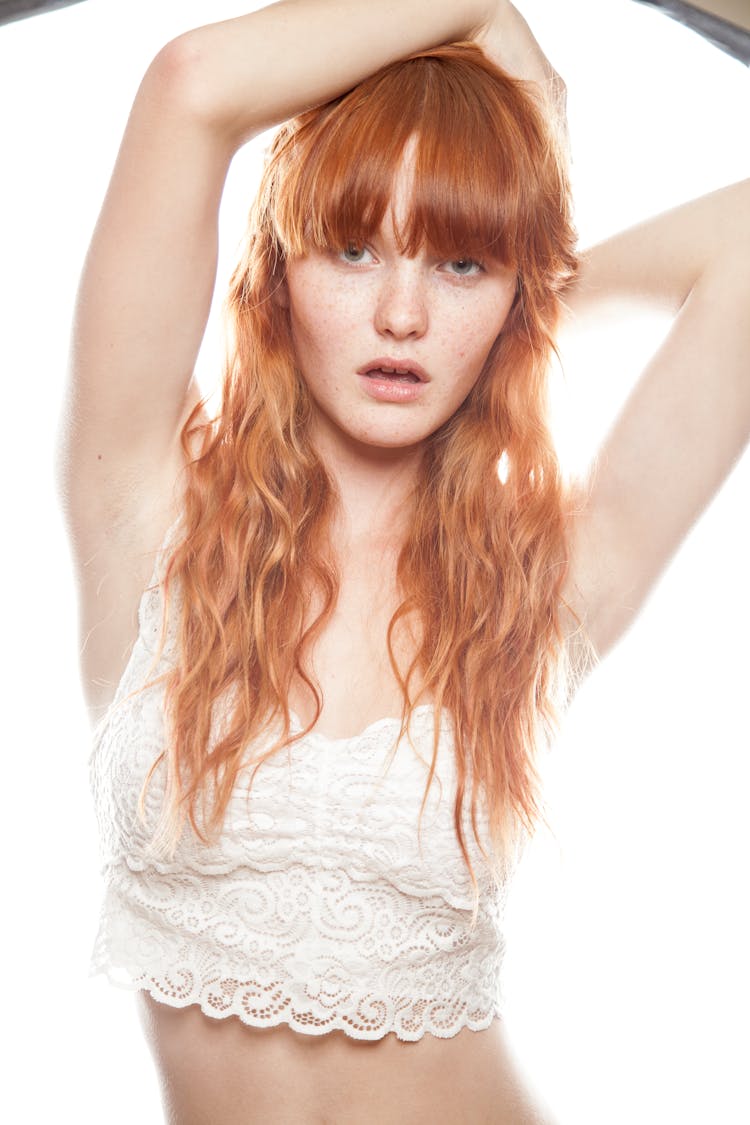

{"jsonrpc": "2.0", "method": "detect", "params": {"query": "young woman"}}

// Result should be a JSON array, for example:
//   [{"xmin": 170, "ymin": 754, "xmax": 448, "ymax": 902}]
[{"xmin": 58, "ymin": 1, "xmax": 750, "ymax": 1122}]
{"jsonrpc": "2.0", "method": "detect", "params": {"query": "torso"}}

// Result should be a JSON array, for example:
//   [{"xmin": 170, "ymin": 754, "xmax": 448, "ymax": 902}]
[
  {"xmin": 136, "ymin": 990, "xmax": 558, "ymax": 1125},
  {"xmin": 79, "ymin": 488, "xmax": 559, "ymax": 1125}
]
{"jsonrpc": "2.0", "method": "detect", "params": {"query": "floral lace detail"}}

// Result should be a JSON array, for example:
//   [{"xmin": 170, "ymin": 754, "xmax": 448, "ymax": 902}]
[{"xmin": 88, "ymin": 546, "xmax": 522, "ymax": 1041}]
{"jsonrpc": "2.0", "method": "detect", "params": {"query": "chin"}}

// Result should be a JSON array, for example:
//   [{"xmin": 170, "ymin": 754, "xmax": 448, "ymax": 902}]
[
  {"xmin": 348, "ymin": 425, "xmax": 434, "ymax": 452},
  {"xmin": 312, "ymin": 406, "xmax": 442, "ymax": 455}
]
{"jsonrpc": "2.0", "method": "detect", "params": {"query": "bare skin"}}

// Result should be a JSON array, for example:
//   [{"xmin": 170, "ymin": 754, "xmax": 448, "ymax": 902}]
[
  {"xmin": 58, "ymin": 2, "xmax": 750, "ymax": 1122},
  {"xmin": 136, "ymin": 989, "xmax": 557, "ymax": 1125}
]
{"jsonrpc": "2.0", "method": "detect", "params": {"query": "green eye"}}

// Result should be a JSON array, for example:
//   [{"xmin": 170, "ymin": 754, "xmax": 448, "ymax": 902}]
[
  {"xmin": 447, "ymin": 258, "xmax": 482, "ymax": 277},
  {"xmin": 340, "ymin": 243, "xmax": 371, "ymax": 263}
]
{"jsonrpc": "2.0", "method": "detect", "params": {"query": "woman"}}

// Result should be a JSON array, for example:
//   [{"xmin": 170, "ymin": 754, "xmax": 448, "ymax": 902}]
[{"xmin": 57, "ymin": 1, "xmax": 750, "ymax": 1122}]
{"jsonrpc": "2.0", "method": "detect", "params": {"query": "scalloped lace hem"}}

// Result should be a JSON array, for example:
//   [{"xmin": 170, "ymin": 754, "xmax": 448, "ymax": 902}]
[{"xmin": 90, "ymin": 959, "xmax": 505, "ymax": 1043}]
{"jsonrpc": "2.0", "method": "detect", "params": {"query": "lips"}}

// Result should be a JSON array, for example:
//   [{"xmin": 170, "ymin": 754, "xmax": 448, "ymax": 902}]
[{"xmin": 358, "ymin": 358, "xmax": 429, "ymax": 384}]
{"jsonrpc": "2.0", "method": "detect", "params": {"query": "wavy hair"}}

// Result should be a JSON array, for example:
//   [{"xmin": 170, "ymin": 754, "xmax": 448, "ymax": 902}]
[{"xmin": 140, "ymin": 42, "xmax": 586, "ymax": 917}]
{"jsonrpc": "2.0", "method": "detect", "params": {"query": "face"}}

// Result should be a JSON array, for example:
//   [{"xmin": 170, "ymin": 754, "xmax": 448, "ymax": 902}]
[{"xmin": 282, "ymin": 159, "xmax": 517, "ymax": 460}]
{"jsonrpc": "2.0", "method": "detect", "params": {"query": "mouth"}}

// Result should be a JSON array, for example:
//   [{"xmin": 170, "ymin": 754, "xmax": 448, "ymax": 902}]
[{"xmin": 358, "ymin": 358, "xmax": 428, "ymax": 384}]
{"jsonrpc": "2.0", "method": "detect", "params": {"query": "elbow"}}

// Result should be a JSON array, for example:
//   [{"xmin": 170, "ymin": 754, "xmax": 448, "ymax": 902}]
[
  {"xmin": 144, "ymin": 30, "xmax": 255, "ymax": 148},
  {"xmin": 143, "ymin": 32, "xmax": 211, "ymax": 114},
  {"xmin": 140, "ymin": 32, "xmax": 224, "ymax": 132}
]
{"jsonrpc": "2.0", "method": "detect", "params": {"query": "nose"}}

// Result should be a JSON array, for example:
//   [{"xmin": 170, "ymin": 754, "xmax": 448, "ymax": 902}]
[{"xmin": 374, "ymin": 262, "xmax": 428, "ymax": 340}]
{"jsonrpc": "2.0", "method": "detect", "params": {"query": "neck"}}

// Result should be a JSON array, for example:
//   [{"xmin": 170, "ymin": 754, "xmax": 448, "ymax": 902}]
[{"xmin": 311, "ymin": 423, "xmax": 424, "ymax": 551}]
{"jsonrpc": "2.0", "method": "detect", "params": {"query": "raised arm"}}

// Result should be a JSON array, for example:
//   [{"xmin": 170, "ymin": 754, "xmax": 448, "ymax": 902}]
[
  {"xmin": 59, "ymin": 0, "xmax": 499, "ymax": 535},
  {"xmin": 562, "ymin": 179, "xmax": 750, "ymax": 660},
  {"xmin": 58, "ymin": 0, "xmax": 503, "ymax": 714}
]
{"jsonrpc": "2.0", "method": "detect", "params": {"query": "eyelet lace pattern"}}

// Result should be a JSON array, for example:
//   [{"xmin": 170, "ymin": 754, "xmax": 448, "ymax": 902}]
[{"xmin": 88, "ymin": 548, "xmax": 523, "ymax": 1042}]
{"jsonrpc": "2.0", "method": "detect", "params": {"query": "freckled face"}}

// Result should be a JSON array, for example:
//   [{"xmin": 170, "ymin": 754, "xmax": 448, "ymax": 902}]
[{"xmin": 283, "ymin": 171, "xmax": 517, "ymax": 456}]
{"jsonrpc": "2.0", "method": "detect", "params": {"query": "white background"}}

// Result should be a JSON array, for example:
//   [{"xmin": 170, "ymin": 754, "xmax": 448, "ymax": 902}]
[{"xmin": 1, "ymin": 1, "xmax": 748, "ymax": 1121}]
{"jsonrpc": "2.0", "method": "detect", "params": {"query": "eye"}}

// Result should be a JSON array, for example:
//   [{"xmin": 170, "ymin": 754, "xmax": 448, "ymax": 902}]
[
  {"xmin": 338, "ymin": 242, "xmax": 374, "ymax": 265},
  {"xmin": 444, "ymin": 257, "xmax": 484, "ymax": 278}
]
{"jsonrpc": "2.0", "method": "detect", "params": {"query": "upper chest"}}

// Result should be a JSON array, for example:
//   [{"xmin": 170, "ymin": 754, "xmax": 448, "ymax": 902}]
[{"xmin": 290, "ymin": 556, "xmax": 425, "ymax": 739}]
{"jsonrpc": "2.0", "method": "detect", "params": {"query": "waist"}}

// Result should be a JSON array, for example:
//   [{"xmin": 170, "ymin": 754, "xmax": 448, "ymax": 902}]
[{"xmin": 136, "ymin": 991, "xmax": 559, "ymax": 1125}]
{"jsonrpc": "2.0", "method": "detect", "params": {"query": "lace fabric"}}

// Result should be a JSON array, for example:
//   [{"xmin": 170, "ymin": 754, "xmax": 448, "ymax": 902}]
[{"xmin": 88, "ymin": 545, "xmax": 522, "ymax": 1041}]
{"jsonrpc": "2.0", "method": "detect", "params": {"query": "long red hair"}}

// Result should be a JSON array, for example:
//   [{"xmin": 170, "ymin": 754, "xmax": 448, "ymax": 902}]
[{"xmin": 140, "ymin": 43, "xmax": 586, "ymax": 918}]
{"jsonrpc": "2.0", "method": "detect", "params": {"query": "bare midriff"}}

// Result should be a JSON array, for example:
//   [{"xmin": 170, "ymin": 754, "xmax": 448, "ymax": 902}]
[{"xmin": 136, "ymin": 991, "xmax": 559, "ymax": 1125}]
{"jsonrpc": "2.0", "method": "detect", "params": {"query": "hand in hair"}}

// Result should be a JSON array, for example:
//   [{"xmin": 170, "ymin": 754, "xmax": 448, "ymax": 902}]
[{"xmin": 475, "ymin": 1, "xmax": 569, "ymax": 157}]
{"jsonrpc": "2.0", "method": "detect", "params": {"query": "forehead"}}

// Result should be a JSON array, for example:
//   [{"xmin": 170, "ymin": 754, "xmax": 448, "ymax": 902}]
[
  {"xmin": 274, "ymin": 122, "xmax": 519, "ymax": 268},
  {"xmin": 266, "ymin": 48, "xmax": 560, "ymax": 274},
  {"xmin": 387, "ymin": 136, "xmax": 418, "ymax": 235}
]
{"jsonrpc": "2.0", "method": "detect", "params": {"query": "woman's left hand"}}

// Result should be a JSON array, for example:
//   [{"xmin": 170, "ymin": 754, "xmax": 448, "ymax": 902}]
[{"xmin": 474, "ymin": 1, "xmax": 569, "ymax": 154}]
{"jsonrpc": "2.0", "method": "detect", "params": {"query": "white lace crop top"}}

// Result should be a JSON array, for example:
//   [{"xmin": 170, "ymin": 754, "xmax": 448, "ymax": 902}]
[{"xmin": 88, "ymin": 538, "xmax": 524, "ymax": 1042}]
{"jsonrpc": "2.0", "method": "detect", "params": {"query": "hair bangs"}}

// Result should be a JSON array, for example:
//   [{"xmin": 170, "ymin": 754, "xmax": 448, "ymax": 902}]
[
  {"xmin": 270, "ymin": 74, "xmax": 416, "ymax": 257},
  {"xmin": 270, "ymin": 45, "xmax": 545, "ymax": 269},
  {"xmin": 398, "ymin": 118, "xmax": 524, "ymax": 268}
]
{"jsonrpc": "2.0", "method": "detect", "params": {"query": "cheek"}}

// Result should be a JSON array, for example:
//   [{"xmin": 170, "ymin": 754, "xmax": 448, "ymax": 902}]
[
  {"xmin": 288, "ymin": 281, "xmax": 357, "ymax": 358},
  {"xmin": 288, "ymin": 297, "xmax": 331, "ymax": 362},
  {"xmin": 435, "ymin": 300, "xmax": 512, "ymax": 406},
  {"xmin": 445, "ymin": 309, "xmax": 504, "ymax": 373},
  {"xmin": 464, "ymin": 290, "xmax": 515, "ymax": 354}
]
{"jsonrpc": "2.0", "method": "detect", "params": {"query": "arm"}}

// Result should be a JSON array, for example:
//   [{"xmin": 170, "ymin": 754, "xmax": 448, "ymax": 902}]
[
  {"xmin": 179, "ymin": 0, "xmax": 504, "ymax": 144},
  {"xmin": 57, "ymin": 0, "xmax": 507, "ymax": 711},
  {"xmin": 59, "ymin": 0, "xmax": 500, "ymax": 539},
  {"xmin": 561, "ymin": 179, "xmax": 750, "ymax": 659},
  {"xmin": 476, "ymin": 1, "xmax": 568, "ymax": 149}
]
